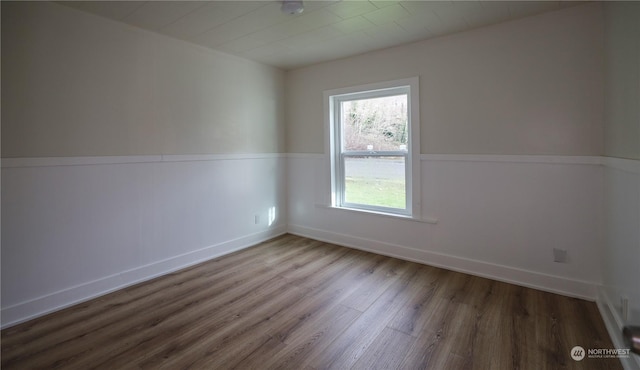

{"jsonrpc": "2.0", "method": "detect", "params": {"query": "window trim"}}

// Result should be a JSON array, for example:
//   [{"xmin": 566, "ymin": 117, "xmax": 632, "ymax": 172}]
[{"xmin": 324, "ymin": 77, "xmax": 421, "ymax": 219}]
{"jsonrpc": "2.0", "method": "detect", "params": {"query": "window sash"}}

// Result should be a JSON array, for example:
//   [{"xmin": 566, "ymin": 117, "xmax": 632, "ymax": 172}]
[
  {"xmin": 325, "ymin": 77, "xmax": 420, "ymax": 219},
  {"xmin": 337, "ymin": 153, "xmax": 409, "ymax": 214},
  {"xmin": 333, "ymin": 87, "xmax": 411, "ymax": 214},
  {"xmin": 340, "ymin": 151, "xmax": 407, "ymax": 156}
]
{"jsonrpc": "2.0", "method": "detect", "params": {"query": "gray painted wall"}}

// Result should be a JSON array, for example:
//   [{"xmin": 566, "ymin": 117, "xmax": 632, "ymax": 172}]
[
  {"xmin": 604, "ymin": 1, "xmax": 640, "ymax": 160},
  {"xmin": 285, "ymin": 4, "xmax": 604, "ymax": 156},
  {"xmin": 1, "ymin": 2, "xmax": 285, "ymax": 158}
]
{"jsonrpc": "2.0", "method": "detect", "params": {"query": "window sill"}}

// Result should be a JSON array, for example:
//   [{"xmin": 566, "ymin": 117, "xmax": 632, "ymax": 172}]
[{"xmin": 315, "ymin": 204, "xmax": 438, "ymax": 224}]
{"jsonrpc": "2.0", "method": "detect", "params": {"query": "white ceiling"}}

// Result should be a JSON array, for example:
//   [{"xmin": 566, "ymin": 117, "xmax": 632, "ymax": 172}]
[{"xmin": 59, "ymin": 1, "xmax": 584, "ymax": 70}]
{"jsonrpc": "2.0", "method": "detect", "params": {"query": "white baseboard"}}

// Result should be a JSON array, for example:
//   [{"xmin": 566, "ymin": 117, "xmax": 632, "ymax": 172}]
[
  {"xmin": 596, "ymin": 287, "xmax": 640, "ymax": 370},
  {"xmin": 288, "ymin": 224, "xmax": 597, "ymax": 301},
  {"xmin": 1, "ymin": 226, "xmax": 287, "ymax": 329}
]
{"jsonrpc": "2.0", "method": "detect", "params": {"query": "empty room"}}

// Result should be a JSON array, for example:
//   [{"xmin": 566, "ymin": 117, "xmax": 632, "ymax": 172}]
[{"xmin": 1, "ymin": 0, "xmax": 639, "ymax": 369}]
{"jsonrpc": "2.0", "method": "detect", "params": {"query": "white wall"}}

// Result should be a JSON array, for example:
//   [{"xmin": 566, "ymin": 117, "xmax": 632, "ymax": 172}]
[
  {"xmin": 1, "ymin": 2, "xmax": 287, "ymax": 327},
  {"xmin": 286, "ymin": 4, "xmax": 606, "ymax": 300},
  {"xmin": 288, "ymin": 154, "xmax": 603, "ymax": 299},
  {"xmin": 600, "ymin": 158, "xmax": 640, "ymax": 370},
  {"xmin": 602, "ymin": 160, "xmax": 640, "ymax": 322},
  {"xmin": 600, "ymin": 3, "xmax": 640, "ymax": 369},
  {"xmin": 1, "ymin": 155, "xmax": 287, "ymax": 326}
]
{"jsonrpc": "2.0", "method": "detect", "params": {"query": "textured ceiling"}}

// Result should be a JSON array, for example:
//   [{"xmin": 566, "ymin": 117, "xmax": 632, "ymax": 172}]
[{"xmin": 59, "ymin": 1, "xmax": 583, "ymax": 70}]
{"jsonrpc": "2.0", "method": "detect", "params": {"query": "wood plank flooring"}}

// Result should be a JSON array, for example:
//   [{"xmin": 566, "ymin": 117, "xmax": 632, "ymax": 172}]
[{"xmin": 1, "ymin": 234, "xmax": 621, "ymax": 369}]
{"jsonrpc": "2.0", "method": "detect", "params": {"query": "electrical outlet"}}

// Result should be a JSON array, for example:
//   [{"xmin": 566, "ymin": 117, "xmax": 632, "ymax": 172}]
[
  {"xmin": 254, "ymin": 215, "xmax": 260, "ymax": 224},
  {"xmin": 553, "ymin": 248, "xmax": 568, "ymax": 263}
]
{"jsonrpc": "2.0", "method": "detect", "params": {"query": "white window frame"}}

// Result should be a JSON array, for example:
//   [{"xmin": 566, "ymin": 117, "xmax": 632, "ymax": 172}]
[{"xmin": 324, "ymin": 77, "xmax": 421, "ymax": 219}]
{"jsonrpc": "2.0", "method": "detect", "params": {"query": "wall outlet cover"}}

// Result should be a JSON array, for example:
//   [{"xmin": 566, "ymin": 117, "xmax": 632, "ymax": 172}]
[{"xmin": 553, "ymin": 248, "xmax": 568, "ymax": 263}]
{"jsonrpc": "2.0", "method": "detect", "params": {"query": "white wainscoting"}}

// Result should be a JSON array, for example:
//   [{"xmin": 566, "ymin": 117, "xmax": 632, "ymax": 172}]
[
  {"xmin": 3, "ymin": 153, "xmax": 631, "ymax": 333},
  {"xmin": 287, "ymin": 153, "xmax": 605, "ymax": 300},
  {"xmin": 1, "ymin": 154, "xmax": 287, "ymax": 328},
  {"xmin": 600, "ymin": 157, "xmax": 640, "ymax": 370}
]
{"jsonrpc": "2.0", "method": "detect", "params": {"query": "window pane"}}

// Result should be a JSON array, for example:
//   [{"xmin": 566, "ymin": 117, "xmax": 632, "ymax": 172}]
[
  {"xmin": 344, "ymin": 156, "xmax": 405, "ymax": 209},
  {"xmin": 341, "ymin": 95, "xmax": 408, "ymax": 152}
]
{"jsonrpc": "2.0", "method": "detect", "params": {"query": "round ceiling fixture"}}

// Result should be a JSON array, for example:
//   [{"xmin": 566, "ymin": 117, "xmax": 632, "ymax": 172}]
[{"xmin": 281, "ymin": 0, "xmax": 304, "ymax": 15}]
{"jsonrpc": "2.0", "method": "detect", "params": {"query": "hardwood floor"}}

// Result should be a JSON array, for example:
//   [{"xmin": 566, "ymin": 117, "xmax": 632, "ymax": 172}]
[{"xmin": 1, "ymin": 234, "xmax": 621, "ymax": 369}]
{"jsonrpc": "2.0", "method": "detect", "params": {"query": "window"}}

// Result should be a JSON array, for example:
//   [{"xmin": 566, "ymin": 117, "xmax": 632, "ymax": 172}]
[{"xmin": 325, "ymin": 77, "xmax": 420, "ymax": 218}]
